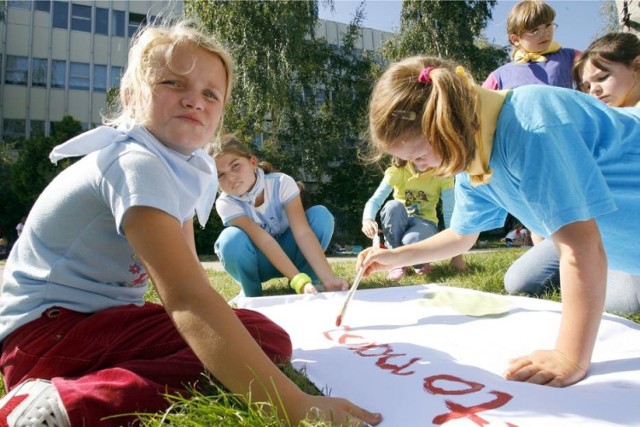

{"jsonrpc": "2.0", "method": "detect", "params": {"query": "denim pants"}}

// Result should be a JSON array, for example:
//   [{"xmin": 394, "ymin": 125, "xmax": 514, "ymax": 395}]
[
  {"xmin": 215, "ymin": 205, "xmax": 334, "ymax": 297},
  {"xmin": 504, "ymin": 238, "xmax": 640, "ymax": 313},
  {"xmin": 380, "ymin": 200, "xmax": 438, "ymax": 249},
  {"xmin": 0, "ymin": 304, "xmax": 292, "ymax": 426}
]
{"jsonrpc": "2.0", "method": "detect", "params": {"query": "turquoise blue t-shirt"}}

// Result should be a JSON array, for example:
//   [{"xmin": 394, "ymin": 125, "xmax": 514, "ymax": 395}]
[{"xmin": 451, "ymin": 85, "xmax": 640, "ymax": 274}]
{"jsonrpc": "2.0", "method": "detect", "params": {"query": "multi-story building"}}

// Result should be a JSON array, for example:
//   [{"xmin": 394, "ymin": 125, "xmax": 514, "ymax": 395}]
[{"xmin": 0, "ymin": 0, "xmax": 392, "ymax": 142}]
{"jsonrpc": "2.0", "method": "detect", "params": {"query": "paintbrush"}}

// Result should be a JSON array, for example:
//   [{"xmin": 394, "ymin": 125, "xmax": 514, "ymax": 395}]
[{"xmin": 335, "ymin": 234, "xmax": 380, "ymax": 327}]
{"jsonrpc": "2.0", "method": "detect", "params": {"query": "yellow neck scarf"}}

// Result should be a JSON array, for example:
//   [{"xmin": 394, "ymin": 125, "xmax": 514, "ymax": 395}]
[
  {"xmin": 465, "ymin": 87, "xmax": 511, "ymax": 186},
  {"xmin": 513, "ymin": 41, "xmax": 561, "ymax": 64}
]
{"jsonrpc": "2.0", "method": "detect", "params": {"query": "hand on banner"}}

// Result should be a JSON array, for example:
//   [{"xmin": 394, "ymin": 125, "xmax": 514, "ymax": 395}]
[
  {"xmin": 301, "ymin": 395, "xmax": 383, "ymax": 426},
  {"xmin": 361, "ymin": 219, "xmax": 379, "ymax": 239},
  {"xmin": 322, "ymin": 276, "xmax": 349, "ymax": 292},
  {"xmin": 503, "ymin": 349, "xmax": 588, "ymax": 387}
]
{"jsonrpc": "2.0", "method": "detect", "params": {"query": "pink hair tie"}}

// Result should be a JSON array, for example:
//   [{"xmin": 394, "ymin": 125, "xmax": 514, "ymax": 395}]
[{"xmin": 418, "ymin": 67, "xmax": 436, "ymax": 84}]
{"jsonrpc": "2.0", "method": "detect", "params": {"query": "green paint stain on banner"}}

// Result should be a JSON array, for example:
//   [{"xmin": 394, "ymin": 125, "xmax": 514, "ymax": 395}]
[{"xmin": 418, "ymin": 289, "xmax": 512, "ymax": 317}]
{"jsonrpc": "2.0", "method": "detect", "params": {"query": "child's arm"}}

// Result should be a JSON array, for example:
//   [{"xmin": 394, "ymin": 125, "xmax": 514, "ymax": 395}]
[
  {"xmin": 440, "ymin": 188, "xmax": 466, "ymax": 270},
  {"xmin": 504, "ymin": 219, "xmax": 605, "ymax": 387},
  {"xmin": 123, "ymin": 206, "xmax": 382, "ymax": 425},
  {"xmin": 362, "ymin": 180, "xmax": 393, "ymax": 239},
  {"xmin": 285, "ymin": 196, "xmax": 348, "ymax": 292},
  {"xmin": 357, "ymin": 228, "xmax": 478, "ymax": 277},
  {"xmin": 182, "ymin": 219, "xmax": 198, "ymax": 257}
]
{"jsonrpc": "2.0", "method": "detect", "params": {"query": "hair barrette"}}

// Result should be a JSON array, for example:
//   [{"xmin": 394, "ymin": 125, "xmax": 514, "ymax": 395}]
[
  {"xmin": 418, "ymin": 67, "xmax": 436, "ymax": 84},
  {"xmin": 391, "ymin": 110, "xmax": 417, "ymax": 121}
]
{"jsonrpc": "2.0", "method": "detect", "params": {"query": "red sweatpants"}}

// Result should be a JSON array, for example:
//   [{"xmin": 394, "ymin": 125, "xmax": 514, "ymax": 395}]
[{"xmin": 0, "ymin": 303, "xmax": 292, "ymax": 426}]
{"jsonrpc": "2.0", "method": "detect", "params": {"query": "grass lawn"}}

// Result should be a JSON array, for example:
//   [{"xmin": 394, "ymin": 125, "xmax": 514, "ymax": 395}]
[{"xmin": 1, "ymin": 250, "xmax": 638, "ymax": 425}]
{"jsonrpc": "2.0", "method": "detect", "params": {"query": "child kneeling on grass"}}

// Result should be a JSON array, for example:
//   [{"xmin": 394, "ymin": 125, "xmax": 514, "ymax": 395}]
[{"xmin": 212, "ymin": 135, "xmax": 349, "ymax": 297}]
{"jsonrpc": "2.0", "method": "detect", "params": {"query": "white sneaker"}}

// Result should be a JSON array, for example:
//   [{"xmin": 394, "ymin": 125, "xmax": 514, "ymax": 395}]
[{"xmin": 0, "ymin": 379, "xmax": 70, "ymax": 427}]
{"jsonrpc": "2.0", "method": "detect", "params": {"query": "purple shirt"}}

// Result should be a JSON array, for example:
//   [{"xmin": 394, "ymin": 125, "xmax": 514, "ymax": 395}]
[{"xmin": 483, "ymin": 48, "xmax": 578, "ymax": 90}]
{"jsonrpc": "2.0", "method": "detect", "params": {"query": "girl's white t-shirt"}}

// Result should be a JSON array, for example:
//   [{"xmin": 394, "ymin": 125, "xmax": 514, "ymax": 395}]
[{"xmin": 216, "ymin": 172, "xmax": 299, "ymax": 237}]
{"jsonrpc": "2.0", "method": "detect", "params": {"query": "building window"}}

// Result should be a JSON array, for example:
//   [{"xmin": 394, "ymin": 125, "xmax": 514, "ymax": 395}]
[
  {"xmin": 5, "ymin": 56, "xmax": 29, "ymax": 85},
  {"xmin": 69, "ymin": 62, "xmax": 90, "ymax": 90},
  {"xmin": 35, "ymin": 1, "xmax": 51, "ymax": 12},
  {"xmin": 112, "ymin": 10, "xmax": 125, "ymax": 37},
  {"xmin": 128, "ymin": 12, "xmax": 147, "ymax": 38},
  {"xmin": 71, "ymin": 3, "xmax": 92, "ymax": 32},
  {"xmin": 110, "ymin": 66, "xmax": 123, "ymax": 88},
  {"xmin": 95, "ymin": 7, "xmax": 109, "ymax": 35},
  {"xmin": 30, "ymin": 120, "xmax": 46, "ymax": 136},
  {"xmin": 3, "ymin": 119, "xmax": 26, "ymax": 140},
  {"xmin": 94, "ymin": 64, "xmax": 107, "ymax": 92},
  {"xmin": 50, "ymin": 60, "xmax": 66, "ymax": 89},
  {"xmin": 31, "ymin": 58, "xmax": 48, "ymax": 87},
  {"xmin": 8, "ymin": 1, "xmax": 31, "ymax": 10},
  {"xmin": 52, "ymin": 1, "xmax": 69, "ymax": 29}
]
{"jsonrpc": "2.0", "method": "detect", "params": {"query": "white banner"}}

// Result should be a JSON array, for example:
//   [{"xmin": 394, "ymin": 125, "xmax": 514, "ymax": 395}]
[{"xmin": 237, "ymin": 284, "xmax": 640, "ymax": 426}]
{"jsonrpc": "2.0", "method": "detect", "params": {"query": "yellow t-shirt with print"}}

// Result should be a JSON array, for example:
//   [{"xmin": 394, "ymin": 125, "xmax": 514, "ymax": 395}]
[{"xmin": 385, "ymin": 164, "xmax": 454, "ymax": 224}]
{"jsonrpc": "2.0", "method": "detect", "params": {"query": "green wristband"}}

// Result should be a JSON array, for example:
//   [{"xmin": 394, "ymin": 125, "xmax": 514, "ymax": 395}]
[{"xmin": 289, "ymin": 272, "xmax": 312, "ymax": 294}]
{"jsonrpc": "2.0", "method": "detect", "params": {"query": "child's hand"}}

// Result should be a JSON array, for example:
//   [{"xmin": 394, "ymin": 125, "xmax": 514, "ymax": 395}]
[
  {"xmin": 322, "ymin": 277, "xmax": 349, "ymax": 292},
  {"xmin": 503, "ymin": 349, "xmax": 587, "ymax": 387},
  {"xmin": 296, "ymin": 394, "xmax": 383, "ymax": 426},
  {"xmin": 450, "ymin": 255, "xmax": 466, "ymax": 271},
  {"xmin": 361, "ymin": 219, "xmax": 378, "ymax": 239},
  {"xmin": 356, "ymin": 247, "xmax": 400, "ymax": 277},
  {"xmin": 301, "ymin": 283, "xmax": 318, "ymax": 295}
]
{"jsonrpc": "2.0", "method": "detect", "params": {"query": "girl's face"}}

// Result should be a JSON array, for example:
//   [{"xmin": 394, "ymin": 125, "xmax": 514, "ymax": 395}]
[
  {"xmin": 387, "ymin": 134, "xmax": 442, "ymax": 171},
  {"xmin": 581, "ymin": 58, "xmax": 640, "ymax": 107},
  {"xmin": 510, "ymin": 22, "xmax": 556, "ymax": 54},
  {"xmin": 146, "ymin": 45, "xmax": 227, "ymax": 155},
  {"xmin": 215, "ymin": 153, "xmax": 258, "ymax": 196}
]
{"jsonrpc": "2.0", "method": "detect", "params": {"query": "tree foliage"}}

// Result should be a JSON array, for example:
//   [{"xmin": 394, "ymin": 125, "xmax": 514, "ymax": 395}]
[
  {"xmin": 185, "ymin": 0, "xmax": 318, "ymax": 141},
  {"xmin": 600, "ymin": 0, "xmax": 622, "ymax": 35},
  {"xmin": 382, "ymin": 0, "xmax": 508, "ymax": 81},
  {"xmin": 1, "ymin": 116, "xmax": 81, "ymax": 241}
]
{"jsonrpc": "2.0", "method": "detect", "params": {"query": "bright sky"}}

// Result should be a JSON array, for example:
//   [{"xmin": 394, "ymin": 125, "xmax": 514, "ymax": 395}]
[{"xmin": 318, "ymin": 0, "xmax": 609, "ymax": 51}]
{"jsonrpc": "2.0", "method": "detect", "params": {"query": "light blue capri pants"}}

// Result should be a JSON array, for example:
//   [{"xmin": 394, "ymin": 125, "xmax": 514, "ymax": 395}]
[{"xmin": 215, "ymin": 205, "xmax": 334, "ymax": 297}]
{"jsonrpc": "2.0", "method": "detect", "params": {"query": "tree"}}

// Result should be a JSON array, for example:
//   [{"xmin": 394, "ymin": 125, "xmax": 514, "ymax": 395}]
[
  {"xmin": 0, "ymin": 116, "xmax": 82, "ymax": 239},
  {"xmin": 381, "ymin": 0, "xmax": 508, "ymax": 82},
  {"xmin": 185, "ymin": 0, "xmax": 319, "ymax": 142},
  {"xmin": 601, "ymin": 0, "xmax": 622, "ymax": 35}
]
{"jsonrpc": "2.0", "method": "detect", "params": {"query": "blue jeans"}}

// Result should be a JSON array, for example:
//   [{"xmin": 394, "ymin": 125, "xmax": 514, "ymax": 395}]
[
  {"xmin": 380, "ymin": 200, "xmax": 439, "ymax": 249},
  {"xmin": 504, "ymin": 238, "xmax": 640, "ymax": 314},
  {"xmin": 504, "ymin": 239, "xmax": 560, "ymax": 295},
  {"xmin": 214, "ymin": 205, "xmax": 334, "ymax": 297}
]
